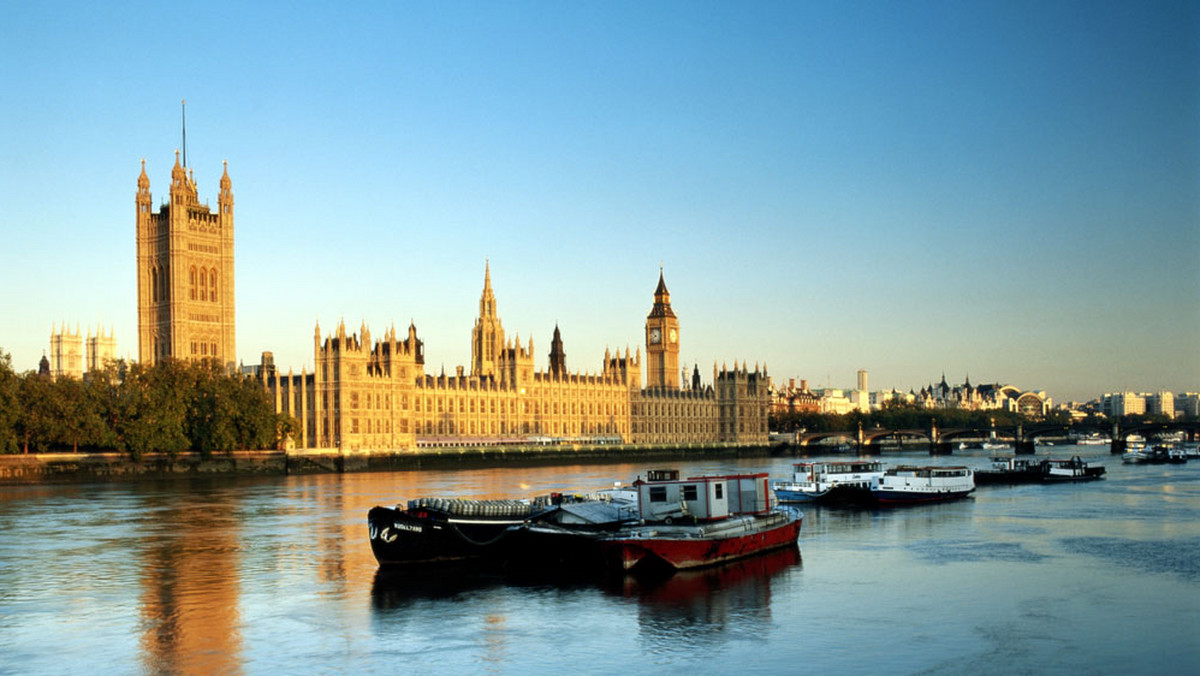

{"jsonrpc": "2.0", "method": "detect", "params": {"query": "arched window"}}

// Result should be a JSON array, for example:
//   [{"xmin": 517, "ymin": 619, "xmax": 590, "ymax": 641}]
[
  {"xmin": 210, "ymin": 268, "xmax": 218, "ymax": 302},
  {"xmin": 151, "ymin": 267, "xmax": 159, "ymax": 303},
  {"xmin": 189, "ymin": 267, "xmax": 197, "ymax": 300},
  {"xmin": 199, "ymin": 267, "xmax": 207, "ymax": 302}
]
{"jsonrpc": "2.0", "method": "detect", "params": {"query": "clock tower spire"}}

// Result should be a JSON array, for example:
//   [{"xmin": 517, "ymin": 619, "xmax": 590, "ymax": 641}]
[{"xmin": 645, "ymin": 267, "xmax": 680, "ymax": 390}]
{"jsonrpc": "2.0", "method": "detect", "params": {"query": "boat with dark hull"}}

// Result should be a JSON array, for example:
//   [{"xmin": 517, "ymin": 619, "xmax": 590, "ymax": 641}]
[
  {"xmin": 368, "ymin": 498, "xmax": 547, "ymax": 567},
  {"xmin": 975, "ymin": 456, "xmax": 1045, "ymax": 484},
  {"xmin": 368, "ymin": 488, "xmax": 638, "ymax": 568},
  {"xmin": 1042, "ymin": 456, "xmax": 1106, "ymax": 481}
]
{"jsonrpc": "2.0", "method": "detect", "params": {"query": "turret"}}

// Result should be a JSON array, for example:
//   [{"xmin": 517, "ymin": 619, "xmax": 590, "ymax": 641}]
[
  {"xmin": 218, "ymin": 160, "xmax": 233, "ymax": 219},
  {"xmin": 549, "ymin": 324, "xmax": 567, "ymax": 377}
]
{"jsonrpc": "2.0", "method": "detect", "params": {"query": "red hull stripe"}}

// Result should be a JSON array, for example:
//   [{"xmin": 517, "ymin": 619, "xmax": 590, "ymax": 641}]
[{"xmin": 607, "ymin": 519, "xmax": 802, "ymax": 570}]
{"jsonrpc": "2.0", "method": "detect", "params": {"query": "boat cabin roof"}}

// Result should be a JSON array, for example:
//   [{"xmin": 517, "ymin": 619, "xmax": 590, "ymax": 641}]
[{"xmin": 888, "ymin": 465, "xmax": 971, "ymax": 477}]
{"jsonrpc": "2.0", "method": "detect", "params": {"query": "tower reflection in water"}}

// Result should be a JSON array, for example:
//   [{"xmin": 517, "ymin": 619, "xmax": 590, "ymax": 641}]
[{"xmin": 137, "ymin": 489, "xmax": 242, "ymax": 676}]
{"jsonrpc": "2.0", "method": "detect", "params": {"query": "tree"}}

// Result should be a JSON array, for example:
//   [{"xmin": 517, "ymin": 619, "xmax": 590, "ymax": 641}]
[
  {"xmin": 15, "ymin": 373, "xmax": 60, "ymax": 454},
  {"xmin": 0, "ymin": 351, "xmax": 19, "ymax": 453}
]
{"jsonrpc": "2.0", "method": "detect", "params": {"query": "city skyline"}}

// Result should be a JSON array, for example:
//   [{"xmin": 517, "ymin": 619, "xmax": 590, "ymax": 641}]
[{"xmin": 2, "ymin": 2, "xmax": 1197, "ymax": 403}]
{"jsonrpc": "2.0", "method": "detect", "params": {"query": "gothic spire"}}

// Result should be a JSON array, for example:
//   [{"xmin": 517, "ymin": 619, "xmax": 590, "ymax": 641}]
[{"xmin": 649, "ymin": 266, "xmax": 675, "ymax": 318}]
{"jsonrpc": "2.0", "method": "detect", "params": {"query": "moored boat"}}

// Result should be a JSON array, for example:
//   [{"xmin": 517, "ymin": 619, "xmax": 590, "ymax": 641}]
[
  {"xmin": 772, "ymin": 460, "xmax": 885, "ymax": 503},
  {"xmin": 597, "ymin": 471, "xmax": 802, "ymax": 573},
  {"xmin": 974, "ymin": 456, "xmax": 1044, "ymax": 484},
  {"xmin": 869, "ymin": 465, "xmax": 975, "ymax": 505},
  {"xmin": 368, "ymin": 486, "xmax": 638, "ymax": 568},
  {"xmin": 1123, "ymin": 443, "xmax": 1186, "ymax": 465},
  {"xmin": 1041, "ymin": 456, "xmax": 1106, "ymax": 481},
  {"xmin": 368, "ymin": 497, "xmax": 546, "ymax": 567}
]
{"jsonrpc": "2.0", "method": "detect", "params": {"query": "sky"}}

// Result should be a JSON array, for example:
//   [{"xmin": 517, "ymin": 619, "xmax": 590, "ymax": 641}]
[{"xmin": 1, "ymin": 1, "xmax": 1196, "ymax": 403}]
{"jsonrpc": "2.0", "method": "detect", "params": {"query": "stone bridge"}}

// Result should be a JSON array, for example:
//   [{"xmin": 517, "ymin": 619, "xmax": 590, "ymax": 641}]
[{"xmin": 783, "ymin": 421, "xmax": 1200, "ymax": 455}]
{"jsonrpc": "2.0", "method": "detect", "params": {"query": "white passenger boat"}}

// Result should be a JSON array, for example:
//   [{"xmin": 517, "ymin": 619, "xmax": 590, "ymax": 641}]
[
  {"xmin": 772, "ymin": 460, "xmax": 885, "ymax": 503},
  {"xmin": 869, "ymin": 466, "xmax": 975, "ymax": 505}
]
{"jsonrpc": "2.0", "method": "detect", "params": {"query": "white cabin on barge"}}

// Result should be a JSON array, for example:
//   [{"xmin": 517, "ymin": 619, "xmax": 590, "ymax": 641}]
[{"xmin": 635, "ymin": 470, "xmax": 772, "ymax": 523}]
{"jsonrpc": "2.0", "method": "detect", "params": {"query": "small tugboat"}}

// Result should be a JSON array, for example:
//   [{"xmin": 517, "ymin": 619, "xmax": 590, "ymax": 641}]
[
  {"xmin": 1042, "ymin": 456, "xmax": 1106, "ymax": 481},
  {"xmin": 596, "ymin": 470, "xmax": 802, "ymax": 573},
  {"xmin": 772, "ymin": 460, "xmax": 885, "ymax": 503},
  {"xmin": 974, "ymin": 456, "xmax": 1045, "ymax": 485},
  {"xmin": 868, "ymin": 465, "xmax": 975, "ymax": 505}
]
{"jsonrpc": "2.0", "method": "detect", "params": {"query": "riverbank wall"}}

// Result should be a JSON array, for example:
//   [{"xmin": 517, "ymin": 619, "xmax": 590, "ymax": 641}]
[{"xmin": 0, "ymin": 442, "xmax": 787, "ymax": 485}]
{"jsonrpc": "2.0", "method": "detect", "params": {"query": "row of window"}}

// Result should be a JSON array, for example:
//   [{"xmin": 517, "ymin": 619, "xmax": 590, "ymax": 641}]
[
  {"xmin": 336, "ymin": 415, "xmax": 627, "ymax": 439},
  {"xmin": 147, "ymin": 265, "xmax": 222, "ymax": 304},
  {"xmin": 190, "ymin": 341, "xmax": 220, "ymax": 357},
  {"xmin": 189, "ymin": 266, "xmax": 219, "ymax": 302}
]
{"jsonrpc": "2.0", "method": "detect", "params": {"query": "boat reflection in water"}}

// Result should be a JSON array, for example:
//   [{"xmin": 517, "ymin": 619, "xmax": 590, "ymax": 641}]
[
  {"xmin": 620, "ymin": 544, "xmax": 800, "ymax": 647},
  {"xmin": 370, "ymin": 542, "xmax": 801, "ymax": 615}
]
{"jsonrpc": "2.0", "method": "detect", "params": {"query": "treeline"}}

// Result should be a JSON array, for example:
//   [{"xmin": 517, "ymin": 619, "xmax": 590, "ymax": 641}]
[{"xmin": 0, "ymin": 350, "xmax": 295, "ymax": 457}]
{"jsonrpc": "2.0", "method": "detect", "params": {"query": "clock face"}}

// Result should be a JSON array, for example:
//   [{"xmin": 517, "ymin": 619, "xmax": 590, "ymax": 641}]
[
  {"xmin": 649, "ymin": 328, "xmax": 661, "ymax": 344},
  {"xmin": 669, "ymin": 328, "xmax": 677, "ymax": 344}
]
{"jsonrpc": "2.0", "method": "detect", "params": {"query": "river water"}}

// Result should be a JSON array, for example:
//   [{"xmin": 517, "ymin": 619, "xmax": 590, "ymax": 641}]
[{"xmin": 1, "ymin": 446, "xmax": 1197, "ymax": 675}]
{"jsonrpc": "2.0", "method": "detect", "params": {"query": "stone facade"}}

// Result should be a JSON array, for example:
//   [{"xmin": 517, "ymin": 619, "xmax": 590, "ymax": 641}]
[
  {"xmin": 261, "ymin": 268, "xmax": 770, "ymax": 450},
  {"xmin": 86, "ymin": 327, "xmax": 117, "ymax": 373},
  {"xmin": 49, "ymin": 323, "xmax": 83, "ymax": 380},
  {"xmin": 135, "ymin": 153, "xmax": 236, "ymax": 372}
]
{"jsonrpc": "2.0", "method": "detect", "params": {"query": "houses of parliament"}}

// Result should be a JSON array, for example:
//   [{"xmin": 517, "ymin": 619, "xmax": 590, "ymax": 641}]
[{"xmin": 136, "ymin": 149, "xmax": 771, "ymax": 451}]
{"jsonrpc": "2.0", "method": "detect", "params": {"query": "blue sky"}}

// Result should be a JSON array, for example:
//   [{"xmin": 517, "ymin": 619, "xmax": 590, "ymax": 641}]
[{"xmin": 1, "ymin": 1, "xmax": 1196, "ymax": 402}]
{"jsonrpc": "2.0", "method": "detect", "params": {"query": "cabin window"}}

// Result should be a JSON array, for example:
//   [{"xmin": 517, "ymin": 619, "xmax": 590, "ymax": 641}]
[
  {"xmin": 683, "ymin": 485, "xmax": 698, "ymax": 500},
  {"xmin": 649, "ymin": 486, "xmax": 667, "ymax": 503},
  {"xmin": 714, "ymin": 484, "xmax": 724, "ymax": 499}
]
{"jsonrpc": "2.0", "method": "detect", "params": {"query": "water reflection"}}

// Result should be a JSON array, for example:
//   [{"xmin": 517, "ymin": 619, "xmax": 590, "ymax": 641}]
[
  {"xmin": 2, "ymin": 451, "xmax": 1194, "ymax": 674},
  {"xmin": 370, "ymin": 543, "xmax": 801, "ymax": 658},
  {"xmin": 621, "ymin": 545, "xmax": 800, "ymax": 653},
  {"xmin": 135, "ymin": 484, "xmax": 243, "ymax": 676}
]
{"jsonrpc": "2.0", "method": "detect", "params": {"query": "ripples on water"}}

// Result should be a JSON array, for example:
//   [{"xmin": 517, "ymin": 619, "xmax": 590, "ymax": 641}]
[{"xmin": 0, "ymin": 450, "xmax": 1197, "ymax": 674}]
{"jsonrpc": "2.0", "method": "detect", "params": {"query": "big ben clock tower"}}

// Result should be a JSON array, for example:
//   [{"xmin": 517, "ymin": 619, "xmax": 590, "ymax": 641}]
[{"xmin": 645, "ymin": 268, "xmax": 680, "ymax": 390}]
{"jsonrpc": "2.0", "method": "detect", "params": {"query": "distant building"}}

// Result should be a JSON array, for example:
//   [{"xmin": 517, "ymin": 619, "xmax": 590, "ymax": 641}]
[
  {"xmin": 1102, "ymin": 392, "xmax": 1147, "ymax": 417},
  {"xmin": 1146, "ymin": 391, "xmax": 1175, "ymax": 419},
  {"xmin": 871, "ymin": 388, "xmax": 916, "ymax": 408},
  {"xmin": 770, "ymin": 379, "xmax": 820, "ymax": 414},
  {"xmin": 87, "ymin": 327, "xmax": 117, "ymax": 373},
  {"xmin": 259, "ymin": 268, "xmax": 770, "ymax": 450},
  {"xmin": 49, "ymin": 323, "xmax": 83, "ymax": 380},
  {"xmin": 1175, "ymin": 393, "xmax": 1200, "ymax": 419},
  {"xmin": 815, "ymin": 389, "xmax": 855, "ymax": 415},
  {"xmin": 49, "ymin": 324, "xmax": 119, "ymax": 379},
  {"xmin": 135, "ymin": 151, "xmax": 236, "ymax": 371}
]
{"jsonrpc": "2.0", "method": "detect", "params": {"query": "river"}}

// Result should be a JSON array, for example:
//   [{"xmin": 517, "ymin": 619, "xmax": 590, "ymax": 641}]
[{"xmin": 1, "ymin": 446, "xmax": 1197, "ymax": 675}]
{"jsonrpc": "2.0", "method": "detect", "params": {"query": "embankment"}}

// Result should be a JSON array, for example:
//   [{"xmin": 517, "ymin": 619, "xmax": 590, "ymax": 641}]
[{"xmin": 0, "ymin": 442, "xmax": 788, "ymax": 485}]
